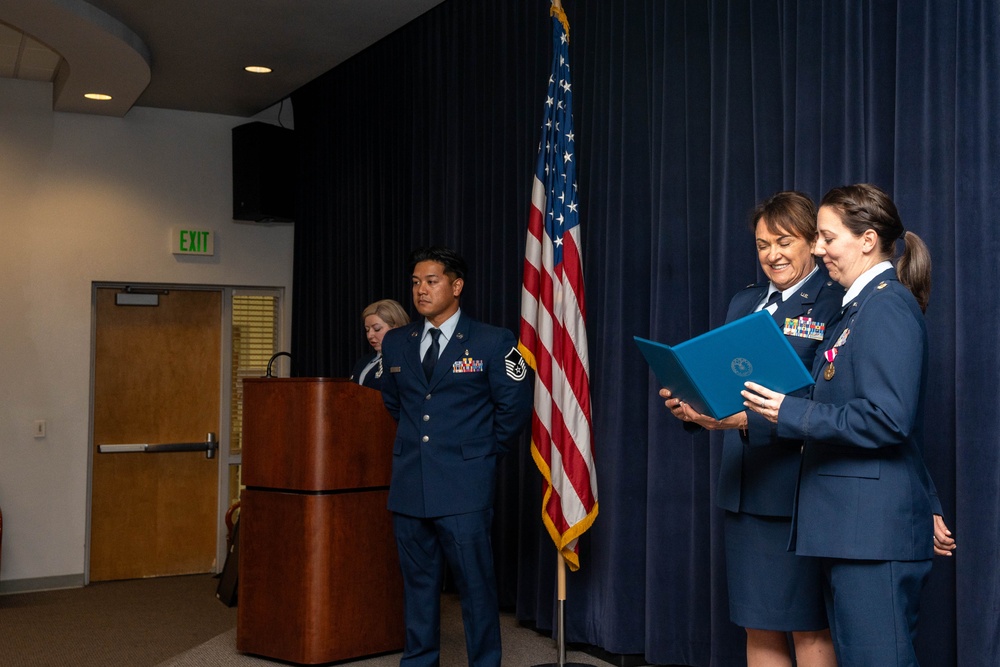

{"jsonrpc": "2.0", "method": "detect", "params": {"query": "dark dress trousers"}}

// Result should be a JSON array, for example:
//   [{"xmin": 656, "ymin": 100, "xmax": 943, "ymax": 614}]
[
  {"xmin": 776, "ymin": 267, "xmax": 941, "ymax": 666},
  {"xmin": 380, "ymin": 313, "xmax": 532, "ymax": 667}
]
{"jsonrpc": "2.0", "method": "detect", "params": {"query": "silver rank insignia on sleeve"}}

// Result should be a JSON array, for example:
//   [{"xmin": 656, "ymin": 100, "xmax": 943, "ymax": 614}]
[{"xmin": 504, "ymin": 347, "xmax": 528, "ymax": 381}]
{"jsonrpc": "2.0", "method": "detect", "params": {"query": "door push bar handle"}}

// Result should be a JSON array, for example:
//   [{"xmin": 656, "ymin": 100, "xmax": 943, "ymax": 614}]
[{"xmin": 99, "ymin": 432, "xmax": 218, "ymax": 459}]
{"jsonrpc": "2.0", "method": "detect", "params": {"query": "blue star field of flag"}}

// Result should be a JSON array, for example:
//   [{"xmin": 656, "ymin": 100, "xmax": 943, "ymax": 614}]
[{"xmin": 535, "ymin": 21, "xmax": 578, "ymax": 267}]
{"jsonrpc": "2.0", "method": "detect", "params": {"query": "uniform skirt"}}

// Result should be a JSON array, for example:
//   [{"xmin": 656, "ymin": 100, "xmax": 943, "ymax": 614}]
[{"xmin": 724, "ymin": 510, "xmax": 828, "ymax": 631}]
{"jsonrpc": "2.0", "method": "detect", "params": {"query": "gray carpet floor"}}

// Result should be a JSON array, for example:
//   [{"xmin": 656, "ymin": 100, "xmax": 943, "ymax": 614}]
[
  {"xmin": 0, "ymin": 574, "xmax": 621, "ymax": 667},
  {"xmin": 158, "ymin": 591, "xmax": 619, "ymax": 666},
  {"xmin": 0, "ymin": 574, "xmax": 237, "ymax": 666}
]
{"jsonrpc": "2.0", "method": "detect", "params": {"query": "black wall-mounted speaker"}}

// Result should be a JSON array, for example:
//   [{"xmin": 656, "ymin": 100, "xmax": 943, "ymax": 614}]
[{"xmin": 232, "ymin": 121, "xmax": 295, "ymax": 223}]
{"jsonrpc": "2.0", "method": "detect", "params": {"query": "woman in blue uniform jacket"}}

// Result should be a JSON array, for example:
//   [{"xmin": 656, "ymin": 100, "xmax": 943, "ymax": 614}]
[
  {"xmin": 662, "ymin": 191, "xmax": 840, "ymax": 666},
  {"xmin": 743, "ymin": 184, "xmax": 956, "ymax": 666},
  {"xmin": 349, "ymin": 298, "xmax": 409, "ymax": 389}
]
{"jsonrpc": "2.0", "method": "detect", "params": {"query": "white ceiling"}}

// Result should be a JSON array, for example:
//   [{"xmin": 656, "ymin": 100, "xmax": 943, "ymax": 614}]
[{"xmin": 0, "ymin": 0, "xmax": 446, "ymax": 118}]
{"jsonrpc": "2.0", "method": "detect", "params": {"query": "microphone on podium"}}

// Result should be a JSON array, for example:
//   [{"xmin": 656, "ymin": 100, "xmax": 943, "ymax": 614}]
[{"xmin": 265, "ymin": 351, "xmax": 291, "ymax": 377}]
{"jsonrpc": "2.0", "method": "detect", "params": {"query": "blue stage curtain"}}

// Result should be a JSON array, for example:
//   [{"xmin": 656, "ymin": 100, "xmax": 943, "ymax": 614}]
[{"xmin": 290, "ymin": 1, "xmax": 998, "ymax": 664}]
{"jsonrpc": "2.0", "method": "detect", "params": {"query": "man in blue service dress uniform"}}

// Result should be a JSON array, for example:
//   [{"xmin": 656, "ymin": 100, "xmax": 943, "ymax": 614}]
[{"xmin": 380, "ymin": 246, "xmax": 532, "ymax": 667}]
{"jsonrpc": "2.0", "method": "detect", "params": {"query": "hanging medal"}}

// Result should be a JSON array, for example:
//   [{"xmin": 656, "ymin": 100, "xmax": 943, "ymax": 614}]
[
  {"xmin": 824, "ymin": 327, "xmax": 851, "ymax": 380},
  {"xmin": 823, "ymin": 348, "xmax": 837, "ymax": 380}
]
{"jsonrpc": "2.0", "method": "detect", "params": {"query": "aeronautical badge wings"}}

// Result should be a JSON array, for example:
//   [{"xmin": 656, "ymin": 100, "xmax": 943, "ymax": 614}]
[{"xmin": 505, "ymin": 347, "xmax": 528, "ymax": 381}]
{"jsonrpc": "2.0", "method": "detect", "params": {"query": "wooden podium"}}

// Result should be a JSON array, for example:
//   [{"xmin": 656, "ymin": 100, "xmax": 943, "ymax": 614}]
[{"xmin": 237, "ymin": 378, "xmax": 404, "ymax": 664}]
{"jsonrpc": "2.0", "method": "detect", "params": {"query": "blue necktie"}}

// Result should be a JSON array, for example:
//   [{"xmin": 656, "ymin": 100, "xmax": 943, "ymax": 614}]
[
  {"xmin": 764, "ymin": 290, "xmax": 782, "ymax": 310},
  {"xmin": 422, "ymin": 328, "xmax": 441, "ymax": 381}
]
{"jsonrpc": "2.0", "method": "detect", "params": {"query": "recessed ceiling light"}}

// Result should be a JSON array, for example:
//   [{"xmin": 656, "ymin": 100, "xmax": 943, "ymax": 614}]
[
  {"xmin": 84, "ymin": 93, "xmax": 113, "ymax": 101},
  {"xmin": 244, "ymin": 66, "xmax": 272, "ymax": 74}
]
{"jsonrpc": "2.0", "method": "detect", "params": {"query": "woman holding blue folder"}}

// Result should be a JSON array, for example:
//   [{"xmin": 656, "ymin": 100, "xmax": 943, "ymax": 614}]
[
  {"xmin": 662, "ymin": 191, "xmax": 841, "ymax": 666},
  {"xmin": 742, "ymin": 184, "xmax": 955, "ymax": 666}
]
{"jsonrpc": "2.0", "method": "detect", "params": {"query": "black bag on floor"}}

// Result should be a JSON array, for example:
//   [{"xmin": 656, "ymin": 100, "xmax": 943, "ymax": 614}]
[{"xmin": 215, "ymin": 517, "xmax": 239, "ymax": 607}]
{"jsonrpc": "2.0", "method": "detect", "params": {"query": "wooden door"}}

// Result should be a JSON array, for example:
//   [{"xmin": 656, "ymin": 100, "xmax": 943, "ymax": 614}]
[{"xmin": 90, "ymin": 288, "xmax": 221, "ymax": 581}]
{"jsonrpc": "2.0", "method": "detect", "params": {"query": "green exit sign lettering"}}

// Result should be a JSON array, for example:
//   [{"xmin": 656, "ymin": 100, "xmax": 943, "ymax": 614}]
[{"xmin": 172, "ymin": 228, "xmax": 215, "ymax": 256}]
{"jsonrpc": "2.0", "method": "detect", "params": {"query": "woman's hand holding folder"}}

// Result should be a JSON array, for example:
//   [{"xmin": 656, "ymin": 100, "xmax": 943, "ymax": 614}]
[
  {"xmin": 741, "ymin": 381, "xmax": 786, "ymax": 424},
  {"xmin": 659, "ymin": 388, "xmax": 749, "ymax": 431}
]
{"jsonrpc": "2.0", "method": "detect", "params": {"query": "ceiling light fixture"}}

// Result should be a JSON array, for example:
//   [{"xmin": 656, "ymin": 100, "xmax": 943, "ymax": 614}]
[
  {"xmin": 244, "ymin": 65, "xmax": 272, "ymax": 74},
  {"xmin": 84, "ymin": 93, "xmax": 113, "ymax": 101}
]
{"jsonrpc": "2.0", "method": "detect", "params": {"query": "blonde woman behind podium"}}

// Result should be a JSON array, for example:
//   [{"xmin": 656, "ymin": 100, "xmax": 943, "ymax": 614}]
[{"xmin": 350, "ymin": 299, "xmax": 409, "ymax": 389}]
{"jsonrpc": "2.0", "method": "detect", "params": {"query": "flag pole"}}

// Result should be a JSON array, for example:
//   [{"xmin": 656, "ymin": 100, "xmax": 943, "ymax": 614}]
[
  {"xmin": 532, "ymin": 554, "xmax": 595, "ymax": 667},
  {"xmin": 524, "ymin": 2, "xmax": 597, "ymax": 665}
]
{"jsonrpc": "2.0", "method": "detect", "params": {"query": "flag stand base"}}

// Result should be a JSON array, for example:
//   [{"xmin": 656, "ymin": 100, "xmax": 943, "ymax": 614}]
[
  {"xmin": 532, "ymin": 554, "xmax": 596, "ymax": 667},
  {"xmin": 531, "ymin": 598, "xmax": 595, "ymax": 667}
]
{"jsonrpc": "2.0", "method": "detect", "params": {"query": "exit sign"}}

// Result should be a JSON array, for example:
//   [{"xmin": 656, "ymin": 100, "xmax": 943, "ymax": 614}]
[{"xmin": 172, "ymin": 228, "xmax": 215, "ymax": 256}]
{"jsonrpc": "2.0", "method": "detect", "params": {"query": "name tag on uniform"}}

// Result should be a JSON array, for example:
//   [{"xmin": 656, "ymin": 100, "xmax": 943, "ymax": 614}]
[
  {"xmin": 453, "ymin": 357, "xmax": 484, "ymax": 373},
  {"xmin": 784, "ymin": 317, "xmax": 825, "ymax": 341},
  {"xmin": 390, "ymin": 366, "xmax": 401, "ymax": 373}
]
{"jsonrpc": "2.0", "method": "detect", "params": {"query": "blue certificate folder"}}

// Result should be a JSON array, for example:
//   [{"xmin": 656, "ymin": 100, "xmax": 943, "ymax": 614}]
[{"xmin": 634, "ymin": 311, "xmax": 814, "ymax": 419}]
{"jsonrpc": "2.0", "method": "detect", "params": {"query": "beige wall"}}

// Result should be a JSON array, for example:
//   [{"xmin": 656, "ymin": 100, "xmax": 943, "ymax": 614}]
[{"xmin": 0, "ymin": 78, "xmax": 295, "ymax": 588}]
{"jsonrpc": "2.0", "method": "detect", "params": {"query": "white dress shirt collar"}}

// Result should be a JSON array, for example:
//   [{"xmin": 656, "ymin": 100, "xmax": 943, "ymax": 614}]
[
  {"xmin": 843, "ymin": 260, "xmax": 893, "ymax": 306},
  {"xmin": 759, "ymin": 265, "xmax": 819, "ymax": 312},
  {"xmin": 420, "ymin": 309, "xmax": 461, "ymax": 357},
  {"xmin": 773, "ymin": 264, "xmax": 819, "ymax": 301}
]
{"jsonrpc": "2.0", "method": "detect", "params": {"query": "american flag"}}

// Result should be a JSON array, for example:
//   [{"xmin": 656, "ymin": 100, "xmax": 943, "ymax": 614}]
[{"xmin": 518, "ymin": 4, "xmax": 598, "ymax": 572}]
